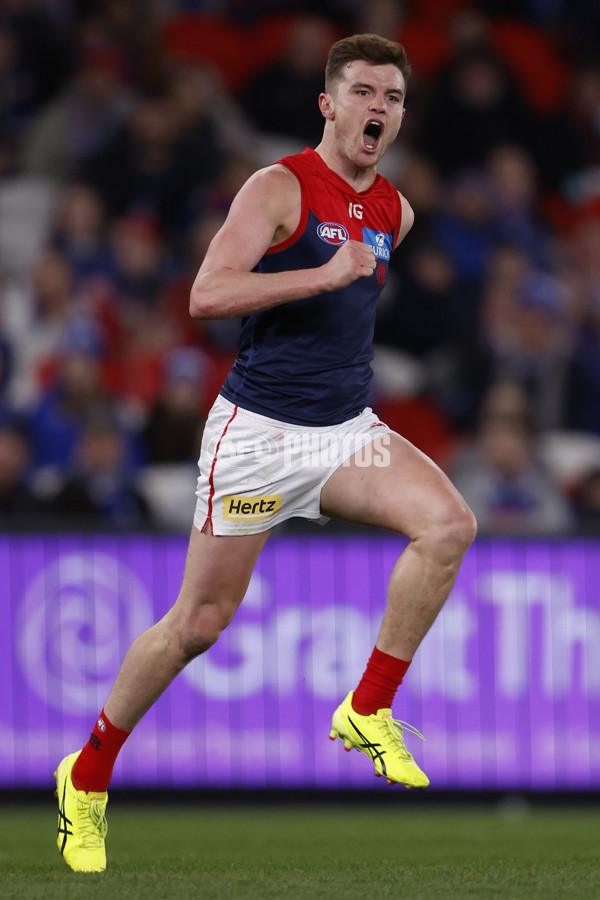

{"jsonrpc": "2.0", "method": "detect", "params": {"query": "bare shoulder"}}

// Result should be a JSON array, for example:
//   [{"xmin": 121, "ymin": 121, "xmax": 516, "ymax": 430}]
[
  {"xmin": 257, "ymin": 162, "xmax": 300, "ymax": 189},
  {"xmin": 395, "ymin": 191, "xmax": 415, "ymax": 248},
  {"xmin": 234, "ymin": 162, "xmax": 301, "ymax": 246},
  {"xmin": 238, "ymin": 163, "xmax": 301, "ymax": 218},
  {"xmin": 197, "ymin": 162, "xmax": 302, "ymax": 274}
]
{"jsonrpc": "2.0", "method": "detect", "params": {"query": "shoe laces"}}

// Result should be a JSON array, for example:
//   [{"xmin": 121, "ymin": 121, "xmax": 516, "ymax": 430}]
[
  {"xmin": 378, "ymin": 716, "xmax": 425, "ymax": 760},
  {"xmin": 77, "ymin": 798, "xmax": 108, "ymax": 848}
]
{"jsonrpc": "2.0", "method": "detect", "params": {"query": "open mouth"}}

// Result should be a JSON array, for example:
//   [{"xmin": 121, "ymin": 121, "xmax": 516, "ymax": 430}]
[{"xmin": 363, "ymin": 120, "xmax": 383, "ymax": 151}]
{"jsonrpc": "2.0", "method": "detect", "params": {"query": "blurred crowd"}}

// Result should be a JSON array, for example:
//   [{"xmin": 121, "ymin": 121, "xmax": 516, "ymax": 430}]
[{"xmin": 0, "ymin": 0, "xmax": 599, "ymax": 534}]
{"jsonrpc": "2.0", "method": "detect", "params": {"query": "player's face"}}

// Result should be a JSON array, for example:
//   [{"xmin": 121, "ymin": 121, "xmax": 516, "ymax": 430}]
[{"xmin": 322, "ymin": 60, "xmax": 406, "ymax": 167}]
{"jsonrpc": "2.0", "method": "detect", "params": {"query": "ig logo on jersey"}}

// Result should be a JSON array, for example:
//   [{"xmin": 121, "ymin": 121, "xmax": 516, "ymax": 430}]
[{"xmin": 317, "ymin": 222, "xmax": 349, "ymax": 245}]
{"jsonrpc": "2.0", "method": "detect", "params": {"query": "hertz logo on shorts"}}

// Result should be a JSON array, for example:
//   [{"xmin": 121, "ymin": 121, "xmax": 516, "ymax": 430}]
[{"xmin": 223, "ymin": 495, "xmax": 282, "ymax": 520}]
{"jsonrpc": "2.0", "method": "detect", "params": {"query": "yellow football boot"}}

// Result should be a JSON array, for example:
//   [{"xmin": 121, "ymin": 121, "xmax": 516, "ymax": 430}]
[
  {"xmin": 54, "ymin": 751, "xmax": 108, "ymax": 872},
  {"xmin": 330, "ymin": 691, "xmax": 429, "ymax": 789}
]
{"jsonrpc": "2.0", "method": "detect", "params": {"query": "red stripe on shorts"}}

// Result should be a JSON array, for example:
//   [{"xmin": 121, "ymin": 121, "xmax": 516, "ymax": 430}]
[{"xmin": 204, "ymin": 404, "xmax": 238, "ymax": 534}]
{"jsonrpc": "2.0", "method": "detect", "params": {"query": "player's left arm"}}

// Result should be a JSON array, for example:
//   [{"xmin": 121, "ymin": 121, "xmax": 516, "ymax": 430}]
[{"xmin": 394, "ymin": 193, "xmax": 414, "ymax": 249}]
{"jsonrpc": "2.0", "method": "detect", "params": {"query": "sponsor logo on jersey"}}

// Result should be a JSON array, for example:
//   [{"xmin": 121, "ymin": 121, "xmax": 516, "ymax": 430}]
[
  {"xmin": 362, "ymin": 228, "xmax": 392, "ymax": 261},
  {"xmin": 317, "ymin": 222, "xmax": 349, "ymax": 245},
  {"xmin": 223, "ymin": 495, "xmax": 282, "ymax": 520}
]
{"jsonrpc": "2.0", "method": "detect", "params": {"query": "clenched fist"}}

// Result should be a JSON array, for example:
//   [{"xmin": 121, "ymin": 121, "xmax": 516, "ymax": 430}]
[{"xmin": 322, "ymin": 239, "xmax": 376, "ymax": 291}]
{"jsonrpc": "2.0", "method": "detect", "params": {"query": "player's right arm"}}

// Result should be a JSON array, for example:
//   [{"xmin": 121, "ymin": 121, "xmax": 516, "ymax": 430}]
[{"xmin": 190, "ymin": 165, "xmax": 375, "ymax": 320}]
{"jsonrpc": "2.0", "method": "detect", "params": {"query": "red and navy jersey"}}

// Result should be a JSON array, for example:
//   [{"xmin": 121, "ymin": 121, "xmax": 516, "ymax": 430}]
[{"xmin": 220, "ymin": 147, "xmax": 403, "ymax": 425}]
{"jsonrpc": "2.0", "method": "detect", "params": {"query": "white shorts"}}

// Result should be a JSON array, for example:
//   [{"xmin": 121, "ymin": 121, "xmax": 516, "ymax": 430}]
[{"xmin": 194, "ymin": 395, "xmax": 392, "ymax": 535}]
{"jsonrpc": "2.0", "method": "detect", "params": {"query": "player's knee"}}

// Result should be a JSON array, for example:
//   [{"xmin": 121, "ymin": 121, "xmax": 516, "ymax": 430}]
[
  {"xmin": 414, "ymin": 495, "xmax": 476, "ymax": 566},
  {"xmin": 178, "ymin": 602, "xmax": 237, "ymax": 661},
  {"xmin": 433, "ymin": 498, "xmax": 477, "ymax": 559}
]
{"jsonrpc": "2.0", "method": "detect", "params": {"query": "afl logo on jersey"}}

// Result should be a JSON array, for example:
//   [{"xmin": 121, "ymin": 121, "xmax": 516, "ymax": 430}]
[{"xmin": 317, "ymin": 222, "xmax": 349, "ymax": 245}]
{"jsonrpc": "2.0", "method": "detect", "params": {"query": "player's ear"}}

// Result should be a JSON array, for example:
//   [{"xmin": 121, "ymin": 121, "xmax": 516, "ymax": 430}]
[{"xmin": 319, "ymin": 92, "xmax": 335, "ymax": 120}]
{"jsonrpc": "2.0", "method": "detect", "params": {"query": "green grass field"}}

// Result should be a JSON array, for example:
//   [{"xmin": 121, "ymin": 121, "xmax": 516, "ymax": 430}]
[{"xmin": 1, "ymin": 798, "xmax": 599, "ymax": 899}]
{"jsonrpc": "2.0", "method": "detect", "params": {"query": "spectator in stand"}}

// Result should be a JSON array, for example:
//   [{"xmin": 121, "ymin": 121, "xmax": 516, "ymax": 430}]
[
  {"xmin": 394, "ymin": 153, "xmax": 443, "ymax": 246},
  {"xmin": 30, "ymin": 317, "xmax": 124, "ymax": 471},
  {"xmin": 142, "ymin": 347, "xmax": 207, "ymax": 465},
  {"xmin": 49, "ymin": 182, "xmax": 113, "ymax": 289},
  {"xmin": 376, "ymin": 237, "xmax": 478, "ymax": 431},
  {"xmin": 79, "ymin": 95, "xmax": 177, "ymax": 219},
  {"xmin": 482, "ymin": 0, "xmax": 600, "ymax": 60},
  {"xmin": 566, "ymin": 65, "xmax": 600, "ymax": 174},
  {"xmin": 353, "ymin": 0, "xmax": 407, "ymax": 39},
  {"xmin": 430, "ymin": 168, "xmax": 501, "ymax": 291},
  {"xmin": 536, "ymin": 63, "xmax": 600, "ymax": 191},
  {"xmin": 478, "ymin": 379, "xmax": 537, "ymax": 430},
  {"xmin": 239, "ymin": 14, "xmax": 335, "ymax": 147},
  {"xmin": 107, "ymin": 214, "xmax": 172, "ymax": 315},
  {"xmin": 418, "ymin": 44, "xmax": 539, "ymax": 178},
  {"xmin": 0, "ymin": 417, "xmax": 41, "ymax": 529},
  {"xmin": 80, "ymin": 79, "xmax": 224, "ymax": 227},
  {"xmin": 487, "ymin": 143, "xmax": 553, "ymax": 269},
  {"xmin": 375, "ymin": 239, "xmax": 460, "ymax": 362},
  {"xmin": 19, "ymin": 43, "xmax": 132, "ymax": 181},
  {"xmin": 0, "ymin": 0, "xmax": 72, "ymax": 139},
  {"xmin": 102, "ymin": 214, "xmax": 182, "ymax": 411},
  {"xmin": 163, "ymin": 64, "xmax": 246, "ymax": 229},
  {"xmin": 46, "ymin": 410, "xmax": 152, "ymax": 531},
  {"xmin": 478, "ymin": 267, "xmax": 576, "ymax": 431},
  {"xmin": 2, "ymin": 250, "xmax": 80, "ymax": 408},
  {"xmin": 0, "ymin": 25, "xmax": 24, "ymax": 145},
  {"xmin": 451, "ymin": 381, "xmax": 574, "ymax": 536},
  {"xmin": 77, "ymin": 0, "xmax": 165, "ymax": 94}
]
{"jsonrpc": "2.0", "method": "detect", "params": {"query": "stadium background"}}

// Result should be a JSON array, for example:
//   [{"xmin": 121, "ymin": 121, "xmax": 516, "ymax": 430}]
[{"xmin": 1, "ymin": 0, "xmax": 600, "ymax": 799}]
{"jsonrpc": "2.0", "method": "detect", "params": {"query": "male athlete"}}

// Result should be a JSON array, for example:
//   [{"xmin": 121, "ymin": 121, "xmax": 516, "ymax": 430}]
[{"xmin": 54, "ymin": 34, "xmax": 476, "ymax": 872}]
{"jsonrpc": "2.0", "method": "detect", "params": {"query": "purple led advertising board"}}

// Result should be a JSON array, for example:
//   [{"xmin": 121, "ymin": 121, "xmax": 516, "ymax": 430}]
[{"xmin": 1, "ymin": 534, "xmax": 599, "ymax": 790}]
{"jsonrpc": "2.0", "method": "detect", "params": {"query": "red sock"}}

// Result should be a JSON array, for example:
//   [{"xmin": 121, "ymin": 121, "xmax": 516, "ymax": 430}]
[
  {"xmin": 352, "ymin": 646, "xmax": 411, "ymax": 716},
  {"xmin": 71, "ymin": 709, "xmax": 131, "ymax": 793}
]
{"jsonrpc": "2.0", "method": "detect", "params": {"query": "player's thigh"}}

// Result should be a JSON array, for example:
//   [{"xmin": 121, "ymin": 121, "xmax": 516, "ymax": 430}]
[
  {"xmin": 174, "ymin": 524, "xmax": 271, "ymax": 620},
  {"xmin": 320, "ymin": 431, "xmax": 472, "ymax": 537}
]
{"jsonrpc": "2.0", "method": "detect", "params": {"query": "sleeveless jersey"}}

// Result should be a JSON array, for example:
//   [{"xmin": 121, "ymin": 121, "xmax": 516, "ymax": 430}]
[{"xmin": 220, "ymin": 147, "xmax": 403, "ymax": 425}]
